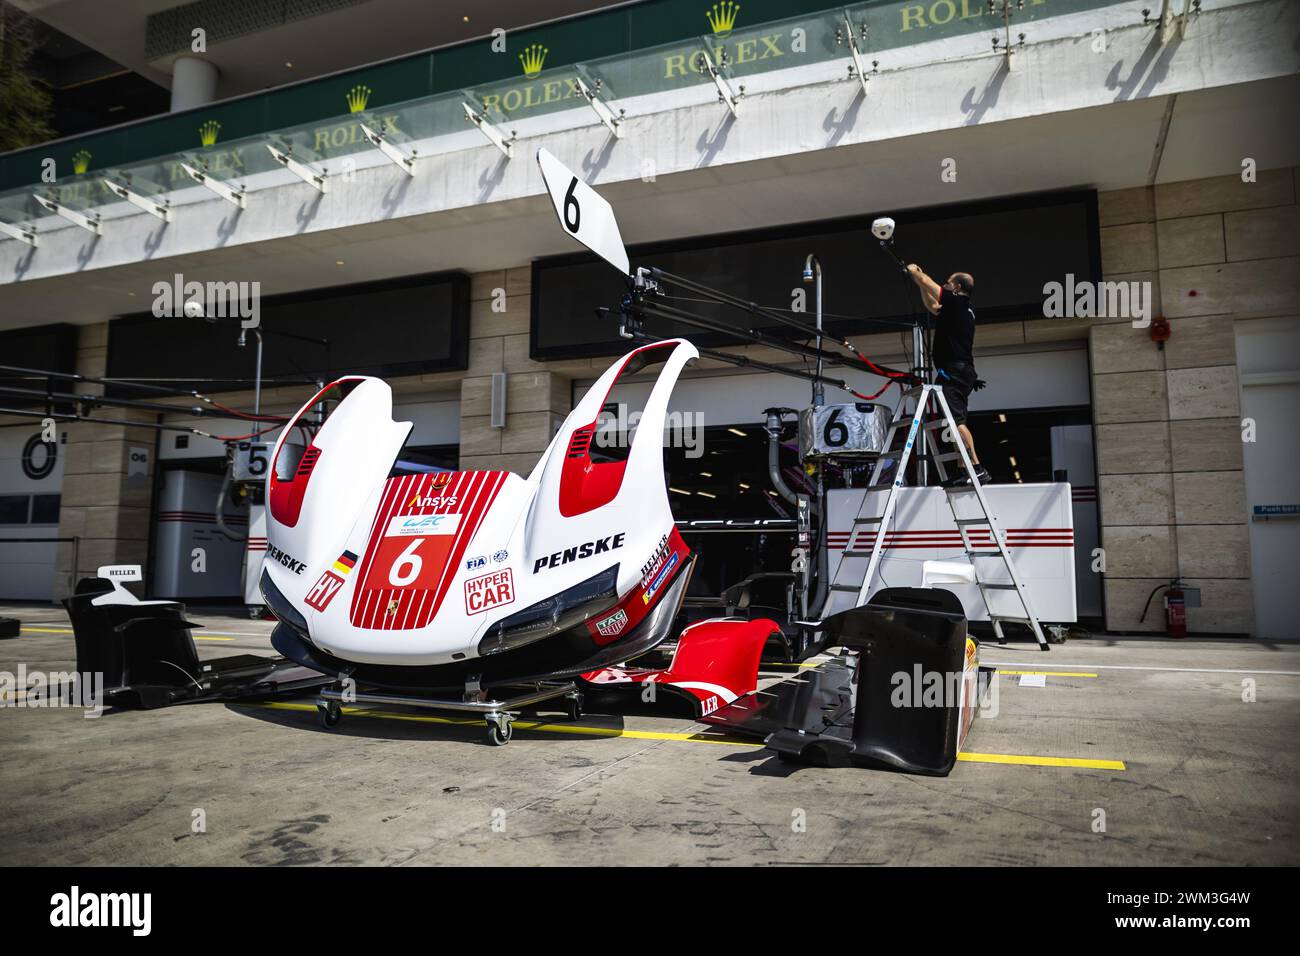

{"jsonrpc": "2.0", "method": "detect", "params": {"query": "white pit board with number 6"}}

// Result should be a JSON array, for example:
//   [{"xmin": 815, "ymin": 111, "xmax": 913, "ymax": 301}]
[{"xmin": 536, "ymin": 147, "xmax": 630, "ymax": 276}]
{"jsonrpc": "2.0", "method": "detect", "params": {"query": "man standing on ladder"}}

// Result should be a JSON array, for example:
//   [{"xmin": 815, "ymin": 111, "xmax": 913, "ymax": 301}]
[{"xmin": 905, "ymin": 264, "xmax": 991, "ymax": 486}]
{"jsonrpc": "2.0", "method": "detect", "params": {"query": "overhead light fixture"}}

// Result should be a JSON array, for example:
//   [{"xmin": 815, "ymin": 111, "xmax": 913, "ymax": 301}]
[
  {"xmin": 997, "ymin": 413, "xmax": 1007, "ymax": 423},
  {"xmin": 462, "ymin": 15, "xmax": 470, "ymax": 22},
  {"xmin": 727, "ymin": 427, "xmax": 747, "ymax": 437},
  {"xmin": 738, "ymin": 482, "xmax": 750, "ymax": 490},
  {"xmin": 1008, "ymin": 456, "xmax": 1017, "ymax": 467},
  {"xmin": 699, "ymin": 471, "xmax": 713, "ymax": 478},
  {"xmin": 335, "ymin": 259, "xmax": 345, "ymax": 266},
  {"xmin": 285, "ymin": 62, "xmax": 293, "ymax": 68},
  {"xmin": 669, "ymin": 486, "xmax": 691, "ymax": 496},
  {"xmin": 697, "ymin": 491, "xmax": 717, "ymax": 499},
  {"xmin": 1013, "ymin": 470, "xmax": 1021, "ymax": 481}
]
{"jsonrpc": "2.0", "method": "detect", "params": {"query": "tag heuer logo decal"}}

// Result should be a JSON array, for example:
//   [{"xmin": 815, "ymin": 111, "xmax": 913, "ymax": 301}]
[{"xmin": 595, "ymin": 609, "xmax": 628, "ymax": 638}]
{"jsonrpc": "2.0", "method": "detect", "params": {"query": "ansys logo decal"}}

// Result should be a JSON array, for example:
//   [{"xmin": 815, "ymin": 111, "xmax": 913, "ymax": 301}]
[
  {"xmin": 346, "ymin": 84, "xmax": 372, "ymax": 113},
  {"xmin": 198, "ymin": 120, "xmax": 221, "ymax": 146},
  {"xmin": 71, "ymin": 150, "xmax": 92, "ymax": 174},
  {"xmin": 519, "ymin": 43, "xmax": 548, "ymax": 77},
  {"xmin": 706, "ymin": 1, "xmax": 741, "ymax": 37}
]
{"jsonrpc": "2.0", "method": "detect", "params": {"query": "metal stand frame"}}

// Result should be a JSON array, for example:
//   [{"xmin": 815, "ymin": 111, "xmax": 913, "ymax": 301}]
[
  {"xmin": 825, "ymin": 383, "xmax": 1050, "ymax": 649},
  {"xmin": 316, "ymin": 678, "xmax": 581, "ymax": 746}
]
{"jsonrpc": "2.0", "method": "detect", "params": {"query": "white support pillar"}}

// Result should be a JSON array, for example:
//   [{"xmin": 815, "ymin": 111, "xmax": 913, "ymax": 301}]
[{"xmin": 170, "ymin": 56, "xmax": 220, "ymax": 112}]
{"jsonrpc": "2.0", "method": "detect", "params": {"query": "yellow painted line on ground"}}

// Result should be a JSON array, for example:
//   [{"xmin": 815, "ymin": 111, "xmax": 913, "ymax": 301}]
[
  {"xmin": 997, "ymin": 670, "xmax": 1098, "ymax": 678},
  {"xmin": 960, "ymin": 751, "xmax": 1125, "ymax": 771},
  {"xmin": 20, "ymin": 625, "xmax": 234, "ymax": 642},
  {"xmin": 765, "ymin": 661, "xmax": 826, "ymax": 669},
  {"xmin": 248, "ymin": 701, "xmax": 1125, "ymax": 770},
  {"xmin": 252, "ymin": 700, "xmax": 755, "ymax": 745}
]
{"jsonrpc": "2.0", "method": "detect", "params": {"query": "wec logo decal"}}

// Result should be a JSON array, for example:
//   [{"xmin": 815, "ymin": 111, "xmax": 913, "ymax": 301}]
[
  {"xmin": 386, "ymin": 513, "xmax": 461, "ymax": 537},
  {"xmin": 533, "ymin": 533, "xmax": 625, "ymax": 573},
  {"xmin": 464, "ymin": 569, "xmax": 515, "ymax": 615}
]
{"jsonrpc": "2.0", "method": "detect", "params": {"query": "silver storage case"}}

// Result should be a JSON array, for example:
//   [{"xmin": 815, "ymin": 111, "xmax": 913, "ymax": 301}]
[{"xmin": 798, "ymin": 403, "xmax": 890, "ymax": 459}]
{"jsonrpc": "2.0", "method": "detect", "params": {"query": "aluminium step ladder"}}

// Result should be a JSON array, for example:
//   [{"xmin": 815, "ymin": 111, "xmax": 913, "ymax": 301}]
[{"xmin": 824, "ymin": 383, "xmax": 1050, "ymax": 650}]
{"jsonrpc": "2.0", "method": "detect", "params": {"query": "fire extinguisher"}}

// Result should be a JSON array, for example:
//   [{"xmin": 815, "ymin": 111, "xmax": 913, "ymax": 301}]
[
  {"xmin": 1164, "ymin": 583, "xmax": 1186, "ymax": 638},
  {"xmin": 1139, "ymin": 579, "xmax": 1187, "ymax": 638}
]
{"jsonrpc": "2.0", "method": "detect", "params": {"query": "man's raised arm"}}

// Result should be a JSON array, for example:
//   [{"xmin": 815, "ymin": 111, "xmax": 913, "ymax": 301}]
[{"xmin": 907, "ymin": 263, "xmax": 943, "ymax": 315}]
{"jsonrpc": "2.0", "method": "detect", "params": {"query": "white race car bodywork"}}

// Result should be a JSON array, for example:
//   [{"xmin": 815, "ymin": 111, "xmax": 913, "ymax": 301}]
[{"xmin": 261, "ymin": 339, "xmax": 700, "ymax": 682}]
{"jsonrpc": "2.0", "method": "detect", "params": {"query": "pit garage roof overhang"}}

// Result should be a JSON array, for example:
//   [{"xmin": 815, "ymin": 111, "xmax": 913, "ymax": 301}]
[{"xmin": 0, "ymin": 0, "xmax": 1295, "ymax": 328}]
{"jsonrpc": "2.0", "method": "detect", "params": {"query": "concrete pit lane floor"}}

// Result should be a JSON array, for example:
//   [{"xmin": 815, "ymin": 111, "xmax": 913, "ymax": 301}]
[{"xmin": 0, "ymin": 604, "xmax": 1296, "ymax": 866}]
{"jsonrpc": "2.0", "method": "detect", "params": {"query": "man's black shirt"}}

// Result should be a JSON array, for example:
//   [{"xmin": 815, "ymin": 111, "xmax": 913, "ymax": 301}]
[{"xmin": 931, "ymin": 287, "xmax": 975, "ymax": 370}]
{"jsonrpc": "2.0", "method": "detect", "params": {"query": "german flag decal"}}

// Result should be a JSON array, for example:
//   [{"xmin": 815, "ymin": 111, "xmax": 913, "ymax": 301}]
[{"xmin": 305, "ymin": 550, "xmax": 359, "ymax": 613}]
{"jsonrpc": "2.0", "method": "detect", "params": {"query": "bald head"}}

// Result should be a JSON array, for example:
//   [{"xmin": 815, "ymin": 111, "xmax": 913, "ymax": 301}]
[{"xmin": 946, "ymin": 272, "xmax": 974, "ymax": 297}]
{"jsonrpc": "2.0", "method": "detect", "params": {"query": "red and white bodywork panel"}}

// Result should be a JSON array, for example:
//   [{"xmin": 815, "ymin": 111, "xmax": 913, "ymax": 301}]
[
  {"xmin": 824, "ymin": 484, "xmax": 1077, "ymax": 623},
  {"xmin": 261, "ymin": 340, "xmax": 699, "ymax": 668},
  {"xmin": 581, "ymin": 617, "xmax": 774, "ymax": 717}
]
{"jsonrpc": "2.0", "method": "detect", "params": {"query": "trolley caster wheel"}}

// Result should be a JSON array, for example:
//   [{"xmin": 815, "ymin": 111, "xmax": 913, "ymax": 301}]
[
  {"xmin": 318, "ymin": 702, "xmax": 341, "ymax": 728},
  {"xmin": 566, "ymin": 695, "xmax": 583, "ymax": 721},
  {"xmin": 486, "ymin": 717, "xmax": 513, "ymax": 746}
]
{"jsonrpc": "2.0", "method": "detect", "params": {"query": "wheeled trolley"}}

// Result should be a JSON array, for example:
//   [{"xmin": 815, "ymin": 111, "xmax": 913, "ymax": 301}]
[{"xmin": 315, "ymin": 680, "xmax": 582, "ymax": 746}]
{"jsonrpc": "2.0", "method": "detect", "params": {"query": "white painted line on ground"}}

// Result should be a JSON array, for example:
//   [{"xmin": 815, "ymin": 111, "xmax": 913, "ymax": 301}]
[{"xmin": 987, "ymin": 660, "xmax": 1300, "ymax": 676}]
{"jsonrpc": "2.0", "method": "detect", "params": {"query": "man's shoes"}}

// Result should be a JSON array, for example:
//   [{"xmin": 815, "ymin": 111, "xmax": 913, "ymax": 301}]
[{"xmin": 943, "ymin": 464, "xmax": 992, "ymax": 487}]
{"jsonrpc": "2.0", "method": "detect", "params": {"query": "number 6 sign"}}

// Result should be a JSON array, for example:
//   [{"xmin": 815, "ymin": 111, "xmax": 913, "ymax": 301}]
[{"xmin": 537, "ymin": 147, "xmax": 630, "ymax": 276}]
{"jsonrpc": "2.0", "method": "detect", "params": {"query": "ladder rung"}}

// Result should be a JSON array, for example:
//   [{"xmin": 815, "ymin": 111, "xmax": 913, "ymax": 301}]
[
  {"xmin": 967, "ymin": 550, "xmax": 1003, "ymax": 557},
  {"xmin": 978, "ymin": 582, "xmax": 1019, "ymax": 591},
  {"xmin": 842, "ymin": 550, "xmax": 874, "ymax": 558},
  {"xmin": 830, "ymin": 583, "xmax": 861, "ymax": 592},
  {"xmin": 853, "ymin": 516, "xmax": 885, "ymax": 524},
  {"xmin": 935, "ymin": 452, "xmax": 962, "ymax": 462},
  {"xmin": 954, "ymin": 517, "xmax": 991, "ymax": 526},
  {"xmin": 991, "ymin": 615, "xmax": 1032, "ymax": 624}
]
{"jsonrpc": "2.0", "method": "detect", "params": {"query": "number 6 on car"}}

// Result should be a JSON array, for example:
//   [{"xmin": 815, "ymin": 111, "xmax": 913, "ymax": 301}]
[{"xmin": 537, "ymin": 147, "xmax": 630, "ymax": 276}]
